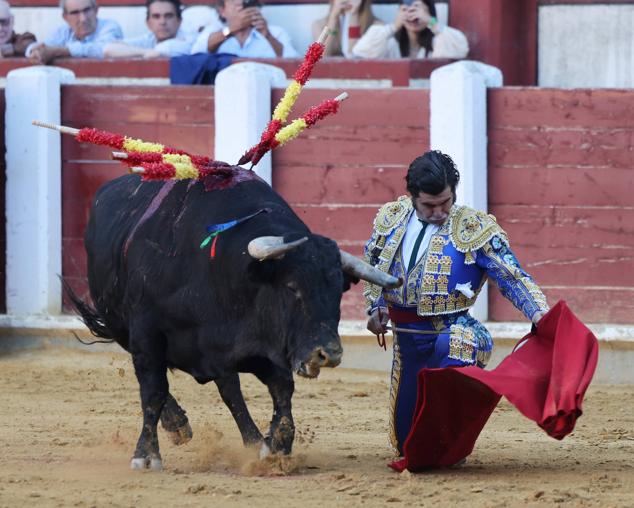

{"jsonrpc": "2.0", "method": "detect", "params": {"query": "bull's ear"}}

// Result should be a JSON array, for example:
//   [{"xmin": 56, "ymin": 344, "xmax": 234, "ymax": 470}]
[
  {"xmin": 247, "ymin": 259, "xmax": 279, "ymax": 284},
  {"xmin": 342, "ymin": 273, "xmax": 360, "ymax": 293}
]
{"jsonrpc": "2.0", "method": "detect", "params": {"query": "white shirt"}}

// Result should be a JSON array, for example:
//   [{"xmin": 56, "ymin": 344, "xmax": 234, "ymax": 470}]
[
  {"xmin": 190, "ymin": 22, "xmax": 298, "ymax": 57},
  {"xmin": 123, "ymin": 28, "xmax": 195, "ymax": 56},
  {"xmin": 401, "ymin": 211, "xmax": 439, "ymax": 271}
]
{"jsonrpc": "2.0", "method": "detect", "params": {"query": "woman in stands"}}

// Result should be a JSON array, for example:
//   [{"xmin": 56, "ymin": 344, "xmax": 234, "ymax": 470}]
[
  {"xmin": 314, "ymin": 0, "xmax": 468, "ymax": 60},
  {"xmin": 312, "ymin": 0, "xmax": 382, "ymax": 58}
]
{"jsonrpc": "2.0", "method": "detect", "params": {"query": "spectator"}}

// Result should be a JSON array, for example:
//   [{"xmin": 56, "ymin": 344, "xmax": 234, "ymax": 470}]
[
  {"xmin": 311, "ymin": 0, "xmax": 384, "ymax": 58},
  {"xmin": 190, "ymin": 0, "xmax": 297, "ymax": 58},
  {"xmin": 0, "ymin": 0, "xmax": 36, "ymax": 57},
  {"xmin": 352, "ymin": 0, "xmax": 468, "ymax": 59},
  {"xmin": 27, "ymin": 0, "xmax": 122, "ymax": 65},
  {"xmin": 104, "ymin": 0, "xmax": 194, "ymax": 58}
]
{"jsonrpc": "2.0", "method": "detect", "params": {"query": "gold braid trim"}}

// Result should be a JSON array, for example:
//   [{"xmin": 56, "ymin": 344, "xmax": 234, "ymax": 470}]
[
  {"xmin": 363, "ymin": 197, "xmax": 413, "ymax": 307},
  {"xmin": 448, "ymin": 205, "xmax": 509, "ymax": 264}
]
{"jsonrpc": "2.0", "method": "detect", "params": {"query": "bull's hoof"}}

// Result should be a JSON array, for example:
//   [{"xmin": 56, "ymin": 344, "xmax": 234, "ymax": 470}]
[
  {"xmin": 130, "ymin": 456, "xmax": 163, "ymax": 471},
  {"xmin": 268, "ymin": 416, "xmax": 295, "ymax": 455},
  {"xmin": 166, "ymin": 422, "xmax": 193, "ymax": 446}
]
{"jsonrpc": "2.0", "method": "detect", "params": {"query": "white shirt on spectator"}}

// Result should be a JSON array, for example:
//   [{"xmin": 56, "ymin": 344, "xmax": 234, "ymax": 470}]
[
  {"xmin": 123, "ymin": 28, "xmax": 195, "ymax": 57},
  {"xmin": 352, "ymin": 24, "xmax": 469, "ymax": 60},
  {"xmin": 190, "ymin": 21, "xmax": 298, "ymax": 58},
  {"xmin": 35, "ymin": 18, "xmax": 123, "ymax": 58}
]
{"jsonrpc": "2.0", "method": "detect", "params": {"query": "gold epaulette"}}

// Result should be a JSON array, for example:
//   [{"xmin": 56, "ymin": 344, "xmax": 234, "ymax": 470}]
[
  {"xmin": 449, "ymin": 205, "xmax": 509, "ymax": 264},
  {"xmin": 373, "ymin": 196, "xmax": 412, "ymax": 236}
]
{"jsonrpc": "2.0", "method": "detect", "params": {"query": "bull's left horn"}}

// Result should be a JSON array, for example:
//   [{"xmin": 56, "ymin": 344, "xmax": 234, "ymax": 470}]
[
  {"xmin": 340, "ymin": 250, "xmax": 402, "ymax": 289},
  {"xmin": 248, "ymin": 236, "xmax": 309, "ymax": 260}
]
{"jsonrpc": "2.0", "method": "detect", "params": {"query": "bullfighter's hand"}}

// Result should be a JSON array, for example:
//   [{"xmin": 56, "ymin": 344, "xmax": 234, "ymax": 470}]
[
  {"xmin": 367, "ymin": 307, "xmax": 389, "ymax": 335},
  {"xmin": 531, "ymin": 311, "xmax": 546, "ymax": 325},
  {"xmin": 250, "ymin": 9, "xmax": 269, "ymax": 38}
]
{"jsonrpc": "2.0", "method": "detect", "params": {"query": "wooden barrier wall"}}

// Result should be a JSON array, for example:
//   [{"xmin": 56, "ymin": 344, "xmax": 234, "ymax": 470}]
[
  {"xmin": 55, "ymin": 85, "xmax": 634, "ymax": 324},
  {"xmin": 61, "ymin": 85, "xmax": 215, "ymax": 309},
  {"xmin": 487, "ymin": 88, "xmax": 634, "ymax": 323}
]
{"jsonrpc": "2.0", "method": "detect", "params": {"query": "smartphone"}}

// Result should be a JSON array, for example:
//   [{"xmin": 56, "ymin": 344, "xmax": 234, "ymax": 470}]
[{"xmin": 243, "ymin": 0, "xmax": 261, "ymax": 8}]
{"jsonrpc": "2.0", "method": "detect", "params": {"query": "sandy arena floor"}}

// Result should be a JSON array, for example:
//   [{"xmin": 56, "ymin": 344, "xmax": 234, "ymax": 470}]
[{"xmin": 0, "ymin": 346, "xmax": 632, "ymax": 507}]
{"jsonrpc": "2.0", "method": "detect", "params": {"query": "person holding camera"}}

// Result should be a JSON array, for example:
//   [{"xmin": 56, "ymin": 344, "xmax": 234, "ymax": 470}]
[
  {"xmin": 190, "ymin": 0, "xmax": 297, "ymax": 57},
  {"xmin": 311, "ymin": 0, "xmax": 383, "ymax": 58},
  {"xmin": 351, "ymin": 0, "xmax": 468, "ymax": 59}
]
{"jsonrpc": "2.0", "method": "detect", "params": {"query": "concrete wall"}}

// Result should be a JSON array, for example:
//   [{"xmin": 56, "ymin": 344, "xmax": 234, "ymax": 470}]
[{"xmin": 539, "ymin": 4, "xmax": 634, "ymax": 88}]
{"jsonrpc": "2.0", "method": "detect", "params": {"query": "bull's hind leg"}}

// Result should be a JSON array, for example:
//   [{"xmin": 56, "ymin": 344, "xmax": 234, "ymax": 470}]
[
  {"xmin": 160, "ymin": 393, "xmax": 193, "ymax": 446},
  {"xmin": 254, "ymin": 366, "xmax": 295, "ymax": 457},
  {"xmin": 215, "ymin": 374, "xmax": 263, "ymax": 446},
  {"xmin": 129, "ymin": 327, "xmax": 168, "ymax": 471}
]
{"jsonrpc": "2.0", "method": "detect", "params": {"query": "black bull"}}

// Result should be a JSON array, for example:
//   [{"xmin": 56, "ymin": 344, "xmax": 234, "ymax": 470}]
[{"xmin": 66, "ymin": 170, "xmax": 400, "ymax": 470}]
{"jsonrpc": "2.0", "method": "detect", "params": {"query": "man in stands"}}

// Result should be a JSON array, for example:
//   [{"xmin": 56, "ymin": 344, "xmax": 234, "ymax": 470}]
[
  {"xmin": 104, "ymin": 0, "xmax": 194, "ymax": 58},
  {"xmin": 190, "ymin": 0, "xmax": 297, "ymax": 58},
  {"xmin": 28, "ymin": 0, "xmax": 122, "ymax": 64},
  {"xmin": 0, "ymin": 0, "xmax": 36, "ymax": 57}
]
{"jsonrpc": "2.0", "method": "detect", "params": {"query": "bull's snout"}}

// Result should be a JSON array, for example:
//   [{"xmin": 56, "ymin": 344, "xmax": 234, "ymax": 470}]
[{"xmin": 297, "ymin": 342, "xmax": 343, "ymax": 378}]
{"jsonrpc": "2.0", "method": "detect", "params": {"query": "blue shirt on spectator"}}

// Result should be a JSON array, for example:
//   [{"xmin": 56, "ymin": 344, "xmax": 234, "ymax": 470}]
[
  {"xmin": 44, "ymin": 18, "xmax": 123, "ymax": 58},
  {"xmin": 123, "ymin": 28, "xmax": 195, "ymax": 57},
  {"xmin": 190, "ymin": 22, "xmax": 298, "ymax": 58}
]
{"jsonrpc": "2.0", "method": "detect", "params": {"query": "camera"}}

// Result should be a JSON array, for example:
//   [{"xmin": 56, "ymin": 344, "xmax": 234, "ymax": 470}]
[{"xmin": 243, "ymin": 0, "xmax": 261, "ymax": 8}]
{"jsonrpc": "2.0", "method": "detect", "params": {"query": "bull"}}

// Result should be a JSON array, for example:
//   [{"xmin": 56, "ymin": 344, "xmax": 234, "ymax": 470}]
[{"xmin": 66, "ymin": 169, "xmax": 400, "ymax": 470}]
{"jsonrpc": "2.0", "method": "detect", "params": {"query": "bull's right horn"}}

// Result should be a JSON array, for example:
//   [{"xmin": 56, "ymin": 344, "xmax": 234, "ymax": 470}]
[
  {"xmin": 340, "ymin": 250, "xmax": 402, "ymax": 289},
  {"xmin": 248, "ymin": 236, "xmax": 309, "ymax": 261}
]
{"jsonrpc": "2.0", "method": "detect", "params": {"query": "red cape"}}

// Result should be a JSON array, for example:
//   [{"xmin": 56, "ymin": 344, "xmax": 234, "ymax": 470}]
[{"xmin": 390, "ymin": 301, "xmax": 599, "ymax": 472}]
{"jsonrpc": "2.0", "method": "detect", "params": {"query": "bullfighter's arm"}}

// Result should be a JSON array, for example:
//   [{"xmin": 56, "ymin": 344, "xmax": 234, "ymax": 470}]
[{"xmin": 476, "ymin": 235, "xmax": 549, "ymax": 324}]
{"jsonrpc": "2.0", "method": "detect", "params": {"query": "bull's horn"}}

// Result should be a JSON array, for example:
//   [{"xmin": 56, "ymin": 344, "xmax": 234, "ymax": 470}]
[
  {"xmin": 340, "ymin": 250, "xmax": 402, "ymax": 289},
  {"xmin": 248, "ymin": 236, "xmax": 309, "ymax": 260}
]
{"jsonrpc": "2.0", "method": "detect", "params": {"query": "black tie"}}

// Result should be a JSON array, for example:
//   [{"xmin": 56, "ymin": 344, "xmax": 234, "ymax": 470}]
[{"xmin": 407, "ymin": 220, "xmax": 428, "ymax": 272}]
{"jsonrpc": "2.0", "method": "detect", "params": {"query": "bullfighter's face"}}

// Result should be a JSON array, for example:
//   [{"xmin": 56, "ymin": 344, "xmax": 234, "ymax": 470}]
[
  {"xmin": 412, "ymin": 185, "xmax": 454, "ymax": 226},
  {"xmin": 62, "ymin": 0, "xmax": 98, "ymax": 40},
  {"xmin": 147, "ymin": 0, "xmax": 181, "ymax": 42}
]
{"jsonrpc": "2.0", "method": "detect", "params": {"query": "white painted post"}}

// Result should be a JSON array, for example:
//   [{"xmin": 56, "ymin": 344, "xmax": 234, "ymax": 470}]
[
  {"xmin": 5, "ymin": 66, "xmax": 76, "ymax": 316},
  {"xmin": 214, "ymin": 62, "xmax": 287, "ymax": 185},
  {"xmin": 430, "ymin": 60, "xmax": 503, "ymax": 322}
]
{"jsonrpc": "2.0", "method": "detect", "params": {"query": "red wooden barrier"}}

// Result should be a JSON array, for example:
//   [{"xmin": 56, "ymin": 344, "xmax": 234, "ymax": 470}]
[{"xmin": 487, "ymin": 88, "xmax": 634, "ymax": 323}]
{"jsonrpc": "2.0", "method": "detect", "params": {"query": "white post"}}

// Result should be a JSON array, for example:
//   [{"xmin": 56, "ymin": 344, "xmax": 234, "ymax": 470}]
[
  {"xmin": 5, "ymin": 66, "xmax": 76, "ymax": 316},
  {"xmin": 430, "ymin": 61, "xmax": 503, "ymax": 322},
  {"xmin": 214, "ymin": 62, "xmax": 287, "ymax": 185}
]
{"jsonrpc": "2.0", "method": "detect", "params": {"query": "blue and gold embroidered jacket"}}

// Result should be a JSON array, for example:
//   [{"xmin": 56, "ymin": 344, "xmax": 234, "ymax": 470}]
[{"xmin": 363, "ymin": 197, "xmax": 549, "ymax": 321}]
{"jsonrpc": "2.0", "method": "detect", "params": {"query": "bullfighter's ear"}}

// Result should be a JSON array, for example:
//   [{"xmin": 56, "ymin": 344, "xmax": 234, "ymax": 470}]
[
  {"xmin": 247, "ymin": 258, "xmax": 279, "ymax": 284},
  {"xmin": 342, "ymin": 273, "xmax": 360, "ymax": 293}
]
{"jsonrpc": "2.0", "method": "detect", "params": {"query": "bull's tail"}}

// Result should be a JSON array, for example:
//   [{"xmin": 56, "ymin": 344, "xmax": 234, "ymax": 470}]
[{"xmin": 61, "ymin": 278, "xmax": 117, "ymax": 345}]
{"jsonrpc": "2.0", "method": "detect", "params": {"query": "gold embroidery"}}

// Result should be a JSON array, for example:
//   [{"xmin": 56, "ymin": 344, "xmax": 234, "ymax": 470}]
[
  {"xmin": 446, "ymin": 293, "xmax": 457, "ymax": 312},
  {"xmin": 422, "ymin": 274, "xmax": 435, "ymax": 293},
  {"xmin": 436, "ymin": 275, "xmax": 449, "ymax": 294},
  {"xmin": 448, "ymin": 205, "xmax": 509, "ymax": 263},
  {"xmin": 425, "ymin": 254, "xmax": 441, "ymax": 274},
  {"xmin": 448, "ymin": 325, "xmax": 477, "ymax": 365},
  {"xmin": 421, "ymin": 295, "xmax": 433, "ymax": 313},
  {"xmin": 388, "ymin": 334, "xmax": 402, "ymax": 452},
  {"xmin": 432, "ymin": 295, "xmax": 446, "ymax": 314},
  {"xmin": 429, "ymin": 235, "xmax": 447, "ymax": 255},
  {"xmin": 439, "ymin": 255, "xmax": 452, "ymax": 274}
]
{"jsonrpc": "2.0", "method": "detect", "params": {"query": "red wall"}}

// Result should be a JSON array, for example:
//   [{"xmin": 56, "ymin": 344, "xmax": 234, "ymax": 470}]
[
  {"xmin": 56, "ymin": 85, "xmax": 634, "ymax": 324},
  {"xmin": 487, "ymin": 88, "xmax": 634, "ymax": 323},
  {"xmin": 60, "ymin": 85, "xmax": 215, "ymax": 309}
]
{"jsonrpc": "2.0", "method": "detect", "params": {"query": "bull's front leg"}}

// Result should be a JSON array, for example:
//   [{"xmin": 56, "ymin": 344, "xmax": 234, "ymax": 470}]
[
  {"xmin": 254, "ymin": 367, "xmax": 295, "ymax": 457},
  {"xmin": 130, "ymin": 327, "xmax": 168, "ymax": 471},
  {"xmin": 215, "ymin": 373, "xmax": 263, "ymax": 446}
]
